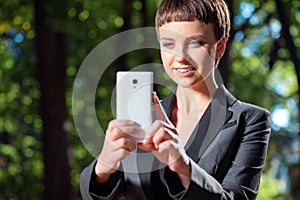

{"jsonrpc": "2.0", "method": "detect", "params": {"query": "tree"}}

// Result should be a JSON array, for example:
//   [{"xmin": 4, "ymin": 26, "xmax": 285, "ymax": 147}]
[
  {"xmin": 223, "ymin": 0, "xmax": 299, "ymax": 199},
  {"xmin": 34, "ymin": 0, "xmax": 72, "ymax": 199},
  {"xmin": 274, "ymin": 0, "xmax": 300, "ymax": 102},
  {"xmin": 0, "ymin": 0, "xmax": 299, "ymax": 199},
  {"xmin": 273, "ymin": 0, "xmax": 300, "ymax": 197}
]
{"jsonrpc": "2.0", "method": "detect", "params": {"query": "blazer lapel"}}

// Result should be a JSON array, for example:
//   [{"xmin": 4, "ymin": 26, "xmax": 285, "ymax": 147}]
[
  {"xmin": 197, "ymin": 85, "xmax": 237, "ymax": 159},
  {"xmin": 158, "ymin": 86, "xmax": 237, "ymax": 161}
]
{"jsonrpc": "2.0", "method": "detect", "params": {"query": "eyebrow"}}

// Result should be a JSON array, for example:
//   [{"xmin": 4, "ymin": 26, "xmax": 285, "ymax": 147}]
[
  {"xmin": 159, "ymin": 34, "xmax": 207, "ymax": 41},
  {"xmin": 159, "ymin": 37, "xmax": 175, "ymax": 41},
  {"xmin": 188, "ymin": 34, "xmax": 207, "ymax": 39}
]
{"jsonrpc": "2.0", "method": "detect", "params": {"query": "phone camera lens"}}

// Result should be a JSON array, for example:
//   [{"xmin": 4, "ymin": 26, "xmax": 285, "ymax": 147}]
[{"xmin": 132, "ymin": 79, "xmax": 138, "ymax": 84}]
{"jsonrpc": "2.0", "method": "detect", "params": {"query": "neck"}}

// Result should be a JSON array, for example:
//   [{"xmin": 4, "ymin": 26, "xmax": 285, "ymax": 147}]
[{"xmin": 176, "ymin": 78, "xmax": 218, "ymax": 114}]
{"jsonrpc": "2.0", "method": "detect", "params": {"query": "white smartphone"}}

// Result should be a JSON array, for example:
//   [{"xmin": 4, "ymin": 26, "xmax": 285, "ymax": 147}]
[{"xmin": 116, "ymin": 71, "xmax": 153, "ymax": 142}]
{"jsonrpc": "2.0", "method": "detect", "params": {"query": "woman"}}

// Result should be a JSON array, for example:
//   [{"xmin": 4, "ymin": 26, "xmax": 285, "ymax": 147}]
[{"xmin": 80, "ymin": 0, "xmax": 271, "ymax": 199}]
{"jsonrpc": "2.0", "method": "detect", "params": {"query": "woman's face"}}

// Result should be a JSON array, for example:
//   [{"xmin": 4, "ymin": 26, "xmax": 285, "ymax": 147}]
[{"xmin": 158, "ymin": 20, "xmax": 225, "ymax": 89}]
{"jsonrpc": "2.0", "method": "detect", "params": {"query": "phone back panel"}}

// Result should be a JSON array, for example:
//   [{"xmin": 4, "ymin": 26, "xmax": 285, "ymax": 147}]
[{"xmin": 116, "ymin": 71, "xmax": 153, "ymax": 130}]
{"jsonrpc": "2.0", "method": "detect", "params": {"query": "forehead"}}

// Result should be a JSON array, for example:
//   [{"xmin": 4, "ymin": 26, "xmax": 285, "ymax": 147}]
[{"xmin": 158, "ymin": 21, "xmax": 216, "ymax": 41}]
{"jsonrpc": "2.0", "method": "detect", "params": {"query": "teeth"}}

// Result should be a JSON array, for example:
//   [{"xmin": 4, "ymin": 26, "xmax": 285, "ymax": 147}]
[{"xmin": 177, "ymin": 68, "xmax": 194, "ymax": 73}]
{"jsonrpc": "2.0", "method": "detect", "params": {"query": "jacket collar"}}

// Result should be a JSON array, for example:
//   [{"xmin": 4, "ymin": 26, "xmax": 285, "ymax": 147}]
[
  {"xmin": 161, "ymin": 85, "xmax": 236, "ymax": 121},
  {"xmin": 198, "ymin": 85, "xmax": 236, "ymax": 159},
  {"xmin": 161, "ymin": 84, "xmax": 237, "ymax": 159}
]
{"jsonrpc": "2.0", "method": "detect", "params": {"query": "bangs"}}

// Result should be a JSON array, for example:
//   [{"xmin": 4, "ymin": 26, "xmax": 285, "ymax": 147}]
[
  {"xmin": 156, "ymin": 10, "xmax": 197, "ymax": 26},
  {"xmin": 155, "ymin": 0, "xmax": 214, "ymax": 27}
]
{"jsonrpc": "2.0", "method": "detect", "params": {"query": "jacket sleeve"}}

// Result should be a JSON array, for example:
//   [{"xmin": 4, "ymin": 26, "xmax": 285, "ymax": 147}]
[
  {"xmin": 80, "ymin": 160, "xmax": 124, "ymax": 200},
  {"xmin": 163, "ymin": 108, "xmax": 271, "ymax": 200}
]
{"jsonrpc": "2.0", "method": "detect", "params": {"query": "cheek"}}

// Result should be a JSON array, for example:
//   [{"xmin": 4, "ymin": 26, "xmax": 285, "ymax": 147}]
[
  {"xmin": 160, "ymin": 50, "xmax": 173, "ymax": 66},
  {"xmin": 209, "ymin": 46, "xmax": 217, "ymax": 58},
  {"xmin": 188, "ymin": 48, "xmax": 215, "ymax": 69}
]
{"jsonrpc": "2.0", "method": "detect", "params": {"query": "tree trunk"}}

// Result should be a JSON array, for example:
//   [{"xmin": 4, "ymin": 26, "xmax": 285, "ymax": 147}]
[
  {"xmin": 34, "ymin": 0, "xmax": 72, "ymax": 199},
  {"xmin": 274, "ymin": 0, "xmax": 300, "ymax": 112},
  {"xmin": 274, "ymin": 0, "xmax": 300, "ymax": 199},
  {"xmin": 114, "ymin": 0, "xmax": 134, "ymax": 72}
]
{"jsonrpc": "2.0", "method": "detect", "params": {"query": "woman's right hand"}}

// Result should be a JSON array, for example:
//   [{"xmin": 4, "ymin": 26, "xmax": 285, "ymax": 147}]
[{"xmin": 94, "ymin": 119, "xmax": 141, "ymax": 183}]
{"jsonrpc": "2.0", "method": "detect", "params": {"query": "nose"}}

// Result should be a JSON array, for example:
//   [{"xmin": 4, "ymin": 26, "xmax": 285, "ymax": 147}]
[
  {"xmin": 174, "ymin": 45, "xmax": 186, "ymax": 61},
  {"xmin": 174, "ymin": 47, "xmax": 190, "ymax": 63},
  {"xmin": 175, "ymin": 54, "xmax": 185, "ymax": 62}
]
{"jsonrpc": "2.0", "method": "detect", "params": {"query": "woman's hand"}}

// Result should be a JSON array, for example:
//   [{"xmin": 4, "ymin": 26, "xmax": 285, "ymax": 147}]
[
  {"xmin": 138, "ymin": 92, "xmax": 191, "ymax": 188},
  {"xmin": 95, "ymin": 120, "xmax": 141, "ymax": 183}
]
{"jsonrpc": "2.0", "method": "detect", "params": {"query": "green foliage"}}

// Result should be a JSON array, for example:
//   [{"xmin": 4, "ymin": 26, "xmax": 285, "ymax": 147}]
[
  {"xmin": 257, "ymin": 172, "xmax": 293, "ymax": 200},
  {"xmin": 229, "ymin": 0, "xmax": 300, "ymax": 199},
  {"xmin": 0, "ymin": 0, "xmax": 299, "ymax": 199},
  {"xmin": 0, "ymin": 0, "xmax": 43, "ymax": 199}
]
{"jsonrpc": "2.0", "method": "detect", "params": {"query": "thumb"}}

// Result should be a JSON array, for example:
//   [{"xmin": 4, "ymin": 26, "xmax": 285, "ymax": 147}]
[
  {"xmin": 152, "ymin": 92, "xmax": 165, "ymax": 121},
  {"xmin": 152, "ymin": 92, "xmax": 174, "ymax": 128}
]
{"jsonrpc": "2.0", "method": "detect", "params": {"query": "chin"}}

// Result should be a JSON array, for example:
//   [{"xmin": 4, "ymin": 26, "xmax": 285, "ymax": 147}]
[
  {"xmin": 178, "ymin": 77, "xmax": 209, "ymax": 89},
  {"xmin": 176, "ymin": 79, "xmax": 197, "ymax": 88}
]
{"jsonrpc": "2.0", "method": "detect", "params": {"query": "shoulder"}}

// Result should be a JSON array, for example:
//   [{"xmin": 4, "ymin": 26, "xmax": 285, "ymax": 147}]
[
  {"xmin": 236, "ymin": 100, "xmax": 271, "ymax": 127},
  {"xmin": 225, "ymin": 89, "xmax": 271, "ymax": 127},
  {"xmin": 234, "ymin": 100, "xmax": 269, "ymax": 116}
]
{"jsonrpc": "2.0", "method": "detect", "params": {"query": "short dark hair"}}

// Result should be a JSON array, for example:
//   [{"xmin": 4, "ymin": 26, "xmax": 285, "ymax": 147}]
[{"xmin": 155, "ymin": 0, "xmax": 231, "ymax": 40}]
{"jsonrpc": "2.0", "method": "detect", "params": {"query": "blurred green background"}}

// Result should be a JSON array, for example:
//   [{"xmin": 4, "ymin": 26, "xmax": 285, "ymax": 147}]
[{"xmin": 0, "ymin": 0, "xmax": 299, "ymax": 199}]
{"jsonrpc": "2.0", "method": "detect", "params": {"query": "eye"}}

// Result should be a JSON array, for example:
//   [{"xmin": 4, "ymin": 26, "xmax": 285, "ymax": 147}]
[
  {"xmin": 188, "ymin": 40, "xmax": 203, "ymax": 47},
  {"xmin": 161, "ymin": 41, "xmax": 175, "ymax": 49}
]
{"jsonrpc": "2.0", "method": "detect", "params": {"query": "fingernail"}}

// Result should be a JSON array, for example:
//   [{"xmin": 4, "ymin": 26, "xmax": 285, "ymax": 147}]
[
  {"xmin": 128, "ymin": 120, "xmax": 135, "ymax": 125},
  {"xmin": 142, "ymin": 138, "xmax": 148, "ymax": 144},
  {"xmin": 134, "ymin": 121, "xmax": 141, "ymax": 127}
]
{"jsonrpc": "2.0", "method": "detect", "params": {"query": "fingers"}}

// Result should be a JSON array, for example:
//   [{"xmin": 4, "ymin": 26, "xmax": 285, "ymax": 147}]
[
  {"xmin": 152, "ymin": 127, "xmax": 174, "ymax": 149},
  {"xmin": 144, "ymin": 120, "xmax": 163, "ymax": 142},
  {"xmin": 95, "ymin": 119, "xmax": 146, "ymax": 182},
  {"xmin": 152, "ymin": 91, "xmax": 160, "ymax": 104},
  {"xmin": 106, "ymin": 120, "xmax": 139, "ymax": 152},
  {"xmin": 137, "ymin": 142, "xmax": 156, "ymax": 151},
  {"xmin": 138, "ymin": 120, "xmax": 171, "ymax": 151},
  {"xmin": 114, "ymin": 137, "xmax": 137, "ymax": 151},
  {"xmin": 143, "ymin": 120, "xmax": 178, "ymax": 150},
  {"xmin": 107, "ymin": 119, "xmax": 142, "ymax": 141},
  {"xmin": 96, "ymin": 147, "xmax": 130, "ymax": 176},
  {"xmin": 152, "ymin": 92, "xmax": 166, "ymax": 122},
  {"xmin": 152, "ymin": 92, "xmax": 175, "ymax": 129}
]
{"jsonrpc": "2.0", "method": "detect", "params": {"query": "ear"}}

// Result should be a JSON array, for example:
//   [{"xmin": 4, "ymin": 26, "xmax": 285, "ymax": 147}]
[{"xmin": 216, "ymin": 37, "xmax": 227, "ymax": 59}]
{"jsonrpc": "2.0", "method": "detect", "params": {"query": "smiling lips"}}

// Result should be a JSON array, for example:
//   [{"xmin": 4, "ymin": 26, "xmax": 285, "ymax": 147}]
[{"xmin": 174, "ymin": 67, "xmax": 196, "ymax": 77}]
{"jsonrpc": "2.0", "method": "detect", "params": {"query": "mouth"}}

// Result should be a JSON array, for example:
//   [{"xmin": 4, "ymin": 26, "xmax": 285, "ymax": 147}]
[
  {"xmin": 174, "ymin": 67, "xmax": 196, "ymax": 73},
  {"xmin": 173, "ymin": 67, "xmax": 196, "ymax": 77}
]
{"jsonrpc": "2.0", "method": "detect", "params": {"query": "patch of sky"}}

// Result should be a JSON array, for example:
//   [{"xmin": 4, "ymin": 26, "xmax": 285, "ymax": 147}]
[
  {"xmin": 287, "ymin": 98, "xmax": 298, "ymax": 115},
  {"xmin": 7, "ymin": 38, "xmax": 14, "ymax": 48},
  {"xmin": 285, "ymin": 135, "xmax": 300, "ymax": 164},
  {"xmin": 274, "ymin": 83, "xmax": 290, "ymax": 97},
  {"xmin": 234, "ymin": 31, "xmax": 245, "ymax": 41},
  {"xmin": 241, "ymin": 36, "xmax": 262, "ymax": 57},
  {"xmin": 240, "ymin": 26, "xmax": 271, "ymax": 57},
  {"xmin": 234, "ymin": 2, "xmax": 256, "ymax": 26},
  {"xmin": 260, "ymin": 26, "xmax": 270, "ymax": 37},
  {"xmin": 270, "ymin": 19, "xmax": 282, "ymax": 39},
  {"xmin": 4, "ymin": 30, "xmax": 25, "ymax": 58},
  {"xmin": 249, "ymin": 15, "xmax": 260, "ymax": 25},
  {"xmin": 270, "ymin": 104, "xmax": 290, "ymax": 131},
  {"xmin": 14, "ymin": 32, "xmax": 25, "ymax": 43},
  {"xmin": 240, "ymin": 2, "xmax": 256, "ymax": 19},
  {"xmin": 277, "ymin": 164, "xmax": 290, "ymax": 194},
  {"xmin": 286, "ymin": 98, "xmax": 300, "ymax": 133},
  {"xmin": 234, "ymin": 15, "xmax": 246, "ymax": 26},
  {"xmin": 241, "ymin": 47, "xmax": 252, "ymax": 57}
]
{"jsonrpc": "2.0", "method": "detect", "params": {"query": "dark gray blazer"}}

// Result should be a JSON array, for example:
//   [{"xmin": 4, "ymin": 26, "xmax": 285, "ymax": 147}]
[{"xmin": 80, "ymin": 85, "xmax": 271, "ymax": 200}]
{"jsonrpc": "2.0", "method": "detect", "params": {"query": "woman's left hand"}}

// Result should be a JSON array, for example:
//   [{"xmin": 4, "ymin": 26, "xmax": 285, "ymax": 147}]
[{"xmin": 138, "ymin": 92, "xmax": 191, "ymax": 188}]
